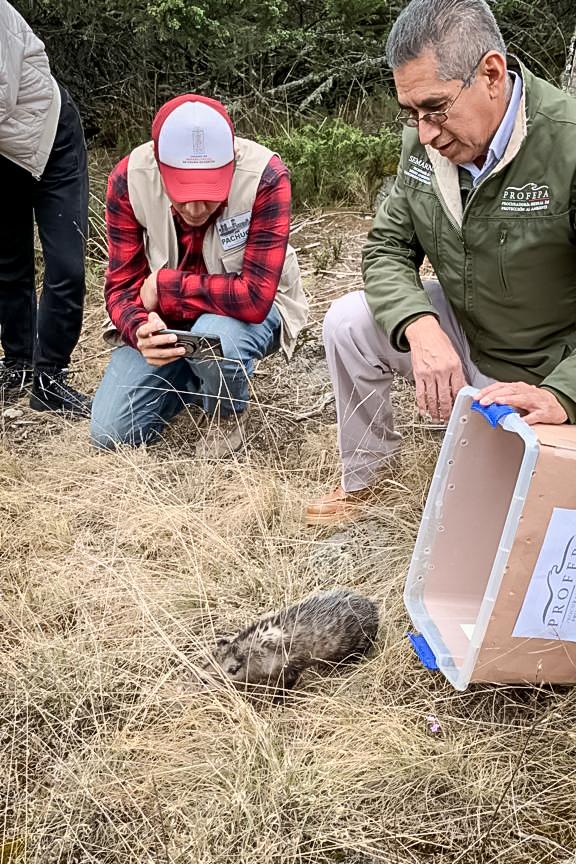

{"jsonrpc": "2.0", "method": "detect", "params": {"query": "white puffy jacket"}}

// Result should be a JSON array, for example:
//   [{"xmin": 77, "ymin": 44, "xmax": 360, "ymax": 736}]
[{"xmin": 0, "ymin": 0, "xmax": 61, "ymax": 179}]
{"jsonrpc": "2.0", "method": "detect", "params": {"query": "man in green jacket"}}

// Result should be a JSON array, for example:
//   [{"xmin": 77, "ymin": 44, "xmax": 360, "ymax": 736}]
[{"xmin": 306, "ymin": 0, "xmax": 576, "ymax": 525}]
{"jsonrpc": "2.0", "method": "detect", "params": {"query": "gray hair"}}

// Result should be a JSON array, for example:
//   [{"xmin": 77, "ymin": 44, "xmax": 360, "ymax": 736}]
[{"xmin": 386, "ymin": 0, "xmax": 507, "ymax": 81}]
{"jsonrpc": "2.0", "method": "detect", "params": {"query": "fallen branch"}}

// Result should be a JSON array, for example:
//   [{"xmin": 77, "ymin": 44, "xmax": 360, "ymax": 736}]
[{"xmin": 267, "ymin": 54, "xmax": 388, "ymax": 98}]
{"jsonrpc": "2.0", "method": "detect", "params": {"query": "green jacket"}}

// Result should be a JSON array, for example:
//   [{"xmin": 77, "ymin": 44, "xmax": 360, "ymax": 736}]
[{"xmin": 363, "ymin": 60, "xmax": 576, "ymax": 422}]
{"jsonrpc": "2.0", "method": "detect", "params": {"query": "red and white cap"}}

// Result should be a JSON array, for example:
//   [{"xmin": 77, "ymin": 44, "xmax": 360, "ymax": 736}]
[{"xmin": 152, "ymin": 94, "xmax": 235, "ymax": 203}]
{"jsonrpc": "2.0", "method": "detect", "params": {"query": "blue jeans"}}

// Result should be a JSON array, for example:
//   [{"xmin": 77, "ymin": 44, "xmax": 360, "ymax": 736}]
[{"xmin": 90, "ymin": 306, "xmax": 281, "ymax": 449}]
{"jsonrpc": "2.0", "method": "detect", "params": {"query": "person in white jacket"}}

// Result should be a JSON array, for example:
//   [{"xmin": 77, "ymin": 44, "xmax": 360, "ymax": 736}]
[{"xmin": 0, "ymin": 0, "xmax": 91, "ymax": 416}]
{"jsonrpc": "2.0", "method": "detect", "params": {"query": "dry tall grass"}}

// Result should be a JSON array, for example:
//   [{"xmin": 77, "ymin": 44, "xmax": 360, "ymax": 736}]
[{"xmin": 1, "ymin": 188, "xmax": 575, "ymax": 863}]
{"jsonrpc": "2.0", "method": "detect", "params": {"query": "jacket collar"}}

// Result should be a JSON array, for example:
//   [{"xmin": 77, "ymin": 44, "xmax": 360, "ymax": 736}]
[{"xmin": 425, "ymin": 57, "xmax": 530, "ymax": 227}]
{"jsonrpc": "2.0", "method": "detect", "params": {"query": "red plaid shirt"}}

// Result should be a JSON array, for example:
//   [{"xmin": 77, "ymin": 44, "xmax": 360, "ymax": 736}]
[{"xmin": 104, "ymin": 153, "xmax": 291, "ymax": 346}]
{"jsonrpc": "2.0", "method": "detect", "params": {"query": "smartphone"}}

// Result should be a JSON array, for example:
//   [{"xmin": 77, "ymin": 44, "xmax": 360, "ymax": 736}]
[{"xmin": 155, "ymin": 329, "xmax": 224, "ymax": 359}]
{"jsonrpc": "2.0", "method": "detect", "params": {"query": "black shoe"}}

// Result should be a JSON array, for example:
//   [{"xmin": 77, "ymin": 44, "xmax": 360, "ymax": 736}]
[
  {"xmin": 0, "ymin": 360, "xmax": 33, "ymax": 406},
  {"xmin": 30, "ymin": 368, "xmax": 92, "ymax": 418}
]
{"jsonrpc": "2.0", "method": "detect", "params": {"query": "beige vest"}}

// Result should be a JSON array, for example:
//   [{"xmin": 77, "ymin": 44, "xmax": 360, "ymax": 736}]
[
  {"xmin": 0, "ymin": 0, "xmax": 61, "ymax": 179},
  {"xmin": 105, "ymin": 136, "xmax": 308, "ymax": 358}
]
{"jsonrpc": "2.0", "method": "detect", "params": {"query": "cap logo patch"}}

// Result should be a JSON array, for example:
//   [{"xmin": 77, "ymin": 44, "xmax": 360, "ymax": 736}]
[{"xmin": 191, "ymin": 128, "xmax": 206, "ymax": 155}]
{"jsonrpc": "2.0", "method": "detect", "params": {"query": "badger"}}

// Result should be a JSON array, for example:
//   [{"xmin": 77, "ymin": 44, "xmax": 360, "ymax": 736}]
[{"xmin": 204, "ymin": 589, "xmax": 379, "ymax": 691}]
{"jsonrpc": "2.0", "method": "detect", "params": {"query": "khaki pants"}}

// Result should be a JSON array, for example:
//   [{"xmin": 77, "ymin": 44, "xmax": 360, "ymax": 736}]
[{"xmin": 323, "ymin": 281, "xmax": 495, "ymax": 492}]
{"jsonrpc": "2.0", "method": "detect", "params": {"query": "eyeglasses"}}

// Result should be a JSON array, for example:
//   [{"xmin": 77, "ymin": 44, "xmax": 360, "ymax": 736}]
[{"xmin": 395, "ymin": 54, "xmax": 485, "ymax": 129}]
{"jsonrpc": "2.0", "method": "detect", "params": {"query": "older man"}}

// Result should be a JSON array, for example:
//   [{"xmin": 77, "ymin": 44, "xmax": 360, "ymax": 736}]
[
  {"xmin": 91, "ymin": 93, "xmax": 307, "ymax": 455},
  {"xmin": 307, "ymin": 0, "xmax": 576, "ymax": 524},
  {"xmin": 0, "ymin": 0, "xmax": 90, "ymax": 415}
]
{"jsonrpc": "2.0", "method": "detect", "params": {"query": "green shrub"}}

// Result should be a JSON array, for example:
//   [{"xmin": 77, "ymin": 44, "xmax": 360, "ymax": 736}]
[
  {"xmin": 261, "ymin": 120, "xmax": 401, "ymax": 209},
  {"xmin": 13, "ymin": 0, "xmax": 575, "ymax": 162}
]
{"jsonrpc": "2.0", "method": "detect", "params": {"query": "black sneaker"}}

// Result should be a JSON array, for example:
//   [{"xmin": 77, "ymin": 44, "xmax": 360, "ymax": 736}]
[
  {"xmin": 30, "ymin": 368, "xmax": 92, "ymax": 418},
  {"xmin": 0, "ymin": 360, "xmax": 33, "ymax": 406}
]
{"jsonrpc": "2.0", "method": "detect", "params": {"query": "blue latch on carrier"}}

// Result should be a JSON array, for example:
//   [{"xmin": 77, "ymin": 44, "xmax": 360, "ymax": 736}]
[
  {"xmin": 407, "ymin": 632, "xmax": 439, "ymax": 670},
  {"xmin": 471, "ymin": 400, "xmax": 516, "ymax": 428}
]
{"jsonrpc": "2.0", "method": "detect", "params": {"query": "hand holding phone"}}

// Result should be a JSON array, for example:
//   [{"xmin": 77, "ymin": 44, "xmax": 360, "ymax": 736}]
[
  {"xmin": 136, "ymin": 313, "xmax": 187, "ymax": 367},
  {"xmin": 155, "ymin": 329, "xmax": 224, "ymax": 359}
]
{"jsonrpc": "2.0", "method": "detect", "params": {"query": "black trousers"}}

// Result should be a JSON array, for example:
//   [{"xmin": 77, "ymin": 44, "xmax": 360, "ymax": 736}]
[{"xmin": 0, "ymin": 85, "xmax": 88, "ymax": 370}]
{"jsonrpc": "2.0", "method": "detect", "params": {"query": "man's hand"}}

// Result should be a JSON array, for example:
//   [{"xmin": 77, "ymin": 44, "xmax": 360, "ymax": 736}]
[
  {"xmin": 135, "ymin": 311, "xmax": 186, "ymax": 367},
  {"xmin": 140, "ymin": 270, "xmax": 159, "ymax": 311},
  {"xmin": 477, "ymin": 381, "xmax": 568, "ymax": 425},
  {"xmin": 405, "ymin": 315, "xmax": 467, "ymax": 422}
]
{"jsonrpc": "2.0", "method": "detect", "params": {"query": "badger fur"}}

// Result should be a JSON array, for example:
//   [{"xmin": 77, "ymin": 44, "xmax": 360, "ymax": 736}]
[{"xmin": 207, "ymin": 589, "xmax": 379, "ymax": 690}]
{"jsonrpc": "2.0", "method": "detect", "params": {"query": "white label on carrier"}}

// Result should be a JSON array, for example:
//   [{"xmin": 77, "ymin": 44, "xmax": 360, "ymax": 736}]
[{"xmin": 512, "ymin": 508, "xmax": 576, "ymax": 641}]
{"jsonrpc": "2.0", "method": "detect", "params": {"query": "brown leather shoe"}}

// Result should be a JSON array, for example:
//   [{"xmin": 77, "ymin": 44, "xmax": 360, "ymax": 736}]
[{"xmin": 305, "ymin": 485, "xmax": 375, "ymax": 526}]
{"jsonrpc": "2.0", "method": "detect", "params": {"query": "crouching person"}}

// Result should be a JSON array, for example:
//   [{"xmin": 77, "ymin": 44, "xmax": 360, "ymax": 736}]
[
  {"xmin": 306, "ymin": 0, "xmax": 576, "ymax": 525},
  {"xmin": 91, "ymin": 94, "xmax": 307, "ymax": 455}
]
